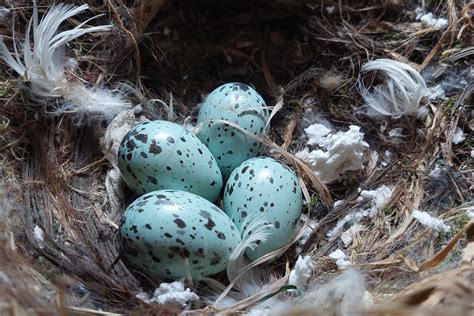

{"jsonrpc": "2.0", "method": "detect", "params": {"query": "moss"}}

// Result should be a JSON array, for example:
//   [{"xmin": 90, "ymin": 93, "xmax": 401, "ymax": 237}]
[{"xmin": 0, "ymin": 80, "xmax": 12, "ymax": 98}]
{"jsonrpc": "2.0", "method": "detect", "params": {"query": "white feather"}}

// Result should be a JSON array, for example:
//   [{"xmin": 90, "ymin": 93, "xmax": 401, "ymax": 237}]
[
  {"xmin": 226, "ymin": 212, "xmax": 274, "ymax": 297},
  {"xmin": 0, "ymin": 1, "xmax": 132, "ymax": 121},
  {"xmin": 358, "ymin": 59, "xmax": 427, "ymax": 118}
]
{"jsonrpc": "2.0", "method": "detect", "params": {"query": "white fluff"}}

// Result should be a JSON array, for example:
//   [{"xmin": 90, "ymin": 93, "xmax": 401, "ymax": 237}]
[
  {"xmin": 295, "ymin": 215, "xmax": 317, "ymax": 253},
  {"xmin": 388, "ymin": 127, "xmax": 403, "ymax": 138},
  {"xmin": 250, "ymin": 270, "xmax": 368, "ymax": 315},
  {"xmin": 415, "ymin": 8, "xmax": 449, "ymax": 30},
  {"xmin": 429, "ymin": 164, "xmax": 443, "ymax": 178},
  {"xmin": 358, "ymin": 185, "xmax": 393, "ymax": 218},
  {"xmin": 340, "ymin": 224, "xmax": 364, "ymax": 247},
  {"xmin": 466, "ymin": 207, "xmax": 474, "ymax": 218},
  {"xmin": 358, "ymin": 59, "xmax": 427, "ymax": 118},
  {"xmin": 326, "ymin": 6, "xmax": 336, "ymax": 14},
  {"xmin": 296, "ymin": 125, "xmax": 369, "ymax": 183},
  {"xmin": 135, "ymin": 281, "xmax": 199, "ymax": 307},
  {"xmin": 304, "ymin": 123, "xmax": 332, "ymax": 147},
  {"xmin": 300, "ymin": 270, "xmax": 367, "ymax": 314},
  {"xmin": 452, "ymin": 127, "xmax": 466, "ymax": 144},
  {"xmin": 412, "ymin": 209, "xmax": 451, "ymax": 233},
  {"xmin": 471, "ymin": 150, "xmax": 474, "ymax": 158},
  {"xmin": 288, "ymin": 256, "xmax": 313, "ymax": 289},
  {"xmin": 0, "ymin": 7, "xmax": 10, "ymax": 19},
  {"xmin": 226, "ymin": 212, "xmax": 274, "ymax": 297},
  {"xmin": 328, "ymin": 249, "xmax": 352, "ymax": 269},
  {"xmin": 0, "ymin": 1, "xmax": 132, "ymax": 122},
  {"xmin": 327, "ymin": 210, "xmax": 369, "ymax": 241},
  {"xmin": 33, "ymin": 225, "xmax": 44, "ymax": 247},
  {"xmin": 426, "ymin": 84, "xmax": 447, "ymax": 101},
  {"xmin": 327, "ymin": 185, "xmax": 393, "ymax": 240}
]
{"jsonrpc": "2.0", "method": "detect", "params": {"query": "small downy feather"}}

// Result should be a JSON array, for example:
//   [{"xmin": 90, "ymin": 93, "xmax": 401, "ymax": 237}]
[
  {"xmin": 0, "ymin": 1, "xmax": 132, "ymax": 122},
  {"xmin": 215, "ymin": 212, "xmax": 274, "ymax": 304},
  {"xmin": 358, "ymin": 59, "xmax": 427, "ymax": 118}
]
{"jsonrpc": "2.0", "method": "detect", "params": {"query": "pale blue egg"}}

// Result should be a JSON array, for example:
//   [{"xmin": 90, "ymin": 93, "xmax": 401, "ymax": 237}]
[
  {"xmin": 197, "ymin": 83, "xmax": 269, "ymax": 178},
  {"xmin": 120, "ymin": 190, "xmax": 241, "ymax": 280},
  {"xmin": 223, "ymin": 157, "xmax": 303, "ymax": 261},
  {"xmin": 118, "ymin": 120, "xmax": 223, "ymax": 202}
]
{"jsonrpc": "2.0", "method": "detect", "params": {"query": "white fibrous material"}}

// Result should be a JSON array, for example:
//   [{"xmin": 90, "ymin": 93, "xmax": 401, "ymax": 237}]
[
  {"xmin": 328, "ymin": 249, "xmax": 351, "ymax": 269},
  {"xmin": 416, "ymin": 105, "xmax": 430, "ymax": 120},
  {"xmin": 358, "ymin": 59, "xmax": 427, "ymax": 118},
  {"xmin": 382, "ymin": 150, "xmax": 392, "ymax": 167},
  {"xmin": 34, "ymin": 225, "xmax": 44, "ymax": 248},
  {"xmin": 388, "ymin": 128, "xmax": 403, "ymax": 138},
  {"xmin": 358, "ymin": 185, "xmax": 393, "ymax": 218},
  {"xmin": 101, "ymin": 111, "xmax": 136, "ymax": 220},
  {"xmin": 296, "ymin": 125, "xmax": 369, "ymax": 183},
  {"xmin": 327, "ymin": 185, "xmax": 393, "ymax": 240},
  {"xmin": 327, "ymin": 210, "xmax": 368, "ymax": 241},
  {"xmin": 471, "ymin": 150, "xmax": 474, "ymax": 158},
  {"xmin": 326, "ymin": 6, "xmax": 335, "ymax": 14},
  {"xmin": 466, "ymin": 207, "xmax": 474, "ymax": 218},
  {"xmin": 426, "ymin": 84, "xmax": 447, "ymax": 101},
  {"xmin": 412, "ymin": 209, "xmax": 451, "ymax": 233},
  {"xmin": 101, "ymin": 110, "xmax": 136, "ymax": 168},
  {"xmin": 300, "ymin": 270, "xmax": 368, "ymax": 314},
  {"xmin": 227, "ymin": 212, "xmax": 274, "ymax": 297},
  {"xmin": 304, "ymin": 123, "xmax": 332, "ymax": 147},
  {"xmin": 340, "ymin": 224, "xmax": 364, "ymax": 247},
  {"xmin": 0, "ymin": 7, "xmax": 10, "ymax": 19},
  {"xmin": 452, "ymin": 127, "xmax": 466, "ymax": 145},
  {"xmin": 288, "ymin": 256, "xmax": 313, "ymax": 289},
  {"xmin": 136, "ymin": 282, "xmax": 199, "ymax": 307},
  {"xmin": 415, "ymin": 8, "xmax": 449, "ymax": 30},
  {"xmin": 429, "ymin": 164, "xmax": 443, "ymax": 178},
  {"xmin": 296, "ymin": 216, "xmax": 317, "ymax": 253},
  {"xmin": 0, "ymin": 2, "xmax": 132, "ymax": 122},
  {"xmin": 0, "ymin": 271, "xmax": 11, "ymax": 284}
]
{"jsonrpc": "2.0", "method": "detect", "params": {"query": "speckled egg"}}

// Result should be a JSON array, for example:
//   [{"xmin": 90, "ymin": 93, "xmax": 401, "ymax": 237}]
[
  {"xmin": 120, "ymin": 190, "xmax": 241, "ymax": 280},
  {"xmin": 197, "ymin": 83, "xmax": 270, "ymax": 178},
  {"xmin": 223, "ymin": 157, "xmax": 303, "ymax": 261},
  {"xmin": 118, "ymin": 120, "xmax": 223, "ymax": 202}
]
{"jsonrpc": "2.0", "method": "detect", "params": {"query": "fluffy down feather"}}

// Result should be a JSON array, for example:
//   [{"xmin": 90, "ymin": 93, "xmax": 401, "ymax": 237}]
[{"xmin": 0, "ymin": 1, "xmax": 132, "ymax": 122}]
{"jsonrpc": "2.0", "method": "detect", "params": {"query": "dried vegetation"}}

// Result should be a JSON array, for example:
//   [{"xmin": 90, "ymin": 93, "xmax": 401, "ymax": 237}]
[{"xmin": 0, "ymin": 0, "xmax": 472, "ymax": 315}]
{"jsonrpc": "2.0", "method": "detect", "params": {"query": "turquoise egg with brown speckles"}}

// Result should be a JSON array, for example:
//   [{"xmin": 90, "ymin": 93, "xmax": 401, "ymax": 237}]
[
  {"xmin": 223, "ymin": 157, "xmax": 303, "ymax": 261},
  {"xmin": 120, "ymin": 190, "xmax": 241, "ymax": 280},
  {"xmin": 118, "ymin": 120, "xmax": 223, "ymax": 202},
  {"xmin": 197, "ymin": 83, "xmax": 269, "ymax": 178}
]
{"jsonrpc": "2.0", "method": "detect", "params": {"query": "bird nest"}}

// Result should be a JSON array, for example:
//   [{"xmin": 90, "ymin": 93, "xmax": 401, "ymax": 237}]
[{"xmin": 0, "ymin": 0, "xmax": 473, "ymax": 315}]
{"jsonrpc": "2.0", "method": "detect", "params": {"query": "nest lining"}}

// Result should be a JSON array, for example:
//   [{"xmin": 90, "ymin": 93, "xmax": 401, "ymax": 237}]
[{"xmin": 0, "ymin": 0, "xmax": 473, "ymax": 314}]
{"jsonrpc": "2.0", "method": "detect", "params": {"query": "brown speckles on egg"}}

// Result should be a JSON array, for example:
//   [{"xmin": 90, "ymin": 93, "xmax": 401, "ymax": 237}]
[
  {"xmin": 205, "ymin": 218, "xmax": 216, "ymax": 230},
  {"xmin": 135, "ymin": 133, "xmax": 148, "ymax": 143},
  {"xmin": 120, "ymin": 189, "xmax": 240, "ymax": 279},
  {"xmin": 149, "ymin": 142, "xmax": 162, "ymax": 154},
  {"xmin": 199, "ymin": 210, "xmax": 211, "ymax": 219},
  {"xmin": 210, "ymin": 256, "xmax": 221, "ymax": 266},
  {"xmin": 173, "ymin": 218, "xmax": 186, "ymax": 228},
  {"xmin": 147, "ymin": 176, "xmax": 158, "ymax": 185},
  {"xmin": 222, "ymin": 157, "xmax": 303, "ymax": 261}
]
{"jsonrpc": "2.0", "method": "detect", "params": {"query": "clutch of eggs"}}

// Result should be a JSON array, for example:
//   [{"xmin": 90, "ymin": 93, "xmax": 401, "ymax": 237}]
[
  {"xmin": 118, "ymin": 120, "xmax": 223, "ymax": 202},
  {"xmin": 223, "ymin": 157, "xmax": 303, "ymax": 261},
  {"xmin": 197, "ymin": 83, "xmax": 270, "ymax": 178},
  {"xmin": 120, "ymin": 189, "xmax": 241, "ymax": 280}
]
